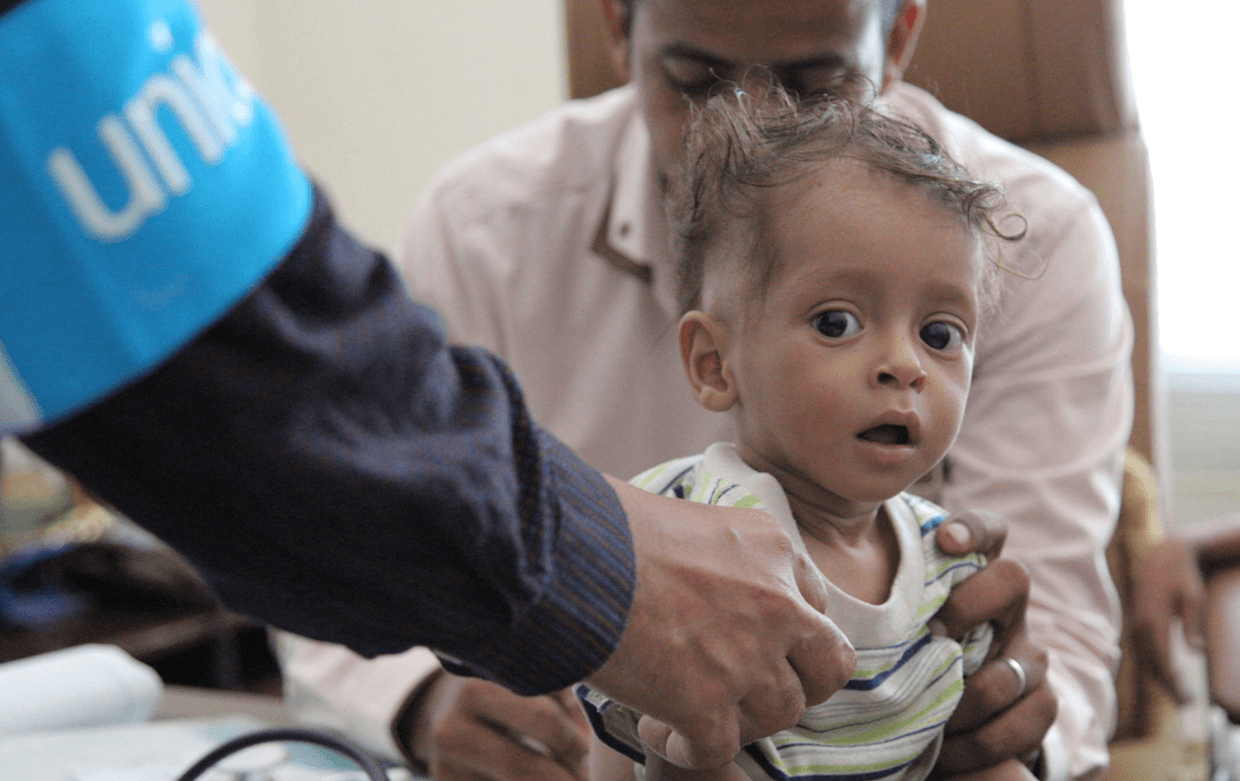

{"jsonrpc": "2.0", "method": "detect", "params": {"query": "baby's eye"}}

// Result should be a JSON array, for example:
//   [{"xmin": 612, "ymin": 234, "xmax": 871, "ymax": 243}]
[
  {"xmin": 920, "ymin": 321, "xmax": 965, "ymax": 352},
  {"xmin": 813, "ymin": 310, "xmax": 862, "ymax": 339}
]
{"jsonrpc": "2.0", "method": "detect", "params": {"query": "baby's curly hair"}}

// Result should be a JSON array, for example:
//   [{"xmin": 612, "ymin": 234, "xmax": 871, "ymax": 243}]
[{"xmin": 669, "ymin": 82, "xmax": 1024, "ymax": 314}]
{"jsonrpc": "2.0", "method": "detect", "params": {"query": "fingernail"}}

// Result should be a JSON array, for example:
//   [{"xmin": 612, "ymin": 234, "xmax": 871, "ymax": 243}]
[
  {"xmin": 944, "ymin": 521, "xmax": 971, "ymax": 548},
  {"xmin": 928, "ymin": 619, "xmax": 948, "ymax": 637}
]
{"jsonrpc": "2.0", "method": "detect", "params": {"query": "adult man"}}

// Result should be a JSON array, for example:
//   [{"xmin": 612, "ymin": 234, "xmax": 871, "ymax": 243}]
[
  {"xmin": 2, "ymin": 0, "xmax": 862, "ymax": 768},
  {"xmin": 277, "ymin": 0, "xmax": 1132, "ymax": 779}
]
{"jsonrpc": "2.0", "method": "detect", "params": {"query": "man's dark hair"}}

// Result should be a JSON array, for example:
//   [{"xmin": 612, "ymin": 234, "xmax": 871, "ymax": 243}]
[
  {"xmin": 668, "ymin": 81, "xmax": 1023, "ymax": 313},
  {"xmin": 616, "ymin": 0, "xmax": 907, "ymax": 40}
]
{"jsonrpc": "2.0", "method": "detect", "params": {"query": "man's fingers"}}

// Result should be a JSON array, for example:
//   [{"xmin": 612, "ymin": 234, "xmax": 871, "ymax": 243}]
[
  {"xmin": 593, "ymin": 482, "xmax": 861, "ymax": 770},
  {"xmin": 788, "ymin": 546, "xmax": 856, "ymax": 707},
  {"xmin": 470, "ymin": 693, "xmax": 590, "ymax": 778},
  {"xmin": 637, "ymin": 616, "xmax": 852, "ymax": 769},
  {"xmin": 945, "ymin": 649, "xmax": 1048, "ymax": 735},
  {"xmin": 423, "ymin": 680, "xmax": 590, "ymax": 781},
  {"xmin": 934, "ymin": 558, "xmax": 1029, "ymax": 644},
  {"xmin": 937, "ymin": 509, "xmax": 1008, "ymax": 559},
  {"xmin": 1137, "ymin": 614, "xmax": 1183, "ymax": 701},
  {"xmin": 935, "ymin": 678, "xmax": 1058, "ymax": 775},
  {"xmin": 638, "ymin": 711, "xmax": 738, "ymax": 769},
  {"xmin": 521, "ymin": 696, "xmax": 591, "ymax": 773},
  {"xmin": 791, "ymin": 546, "xmax": 831, "ymax": 614},
  {"xmin": 785, "ymin": 609, "xmax": 856, "ymax": 708},
  {"xmin": 734, "ymin": 656, "xmax": 811, "ymax": 746},
  {"xmin": 1130, "ymin": 537, "xmax": 1209, "ymax": 702},
  {"xmin": 433, "ymin": 709, "xmax": 586, "ymax": 781},
  {"xmin": 635, "ymin": 714, "xmax": 674, "ymax": 762},
  {"xmin": 1180, "ymin": 581, "xmax": 1208, "ymax": 651}
]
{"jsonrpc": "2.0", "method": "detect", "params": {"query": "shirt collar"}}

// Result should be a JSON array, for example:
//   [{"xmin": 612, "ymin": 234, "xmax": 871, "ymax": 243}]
[{"xmin": 592, "ymin": 88, "xmax": 681, "ymax": 318}]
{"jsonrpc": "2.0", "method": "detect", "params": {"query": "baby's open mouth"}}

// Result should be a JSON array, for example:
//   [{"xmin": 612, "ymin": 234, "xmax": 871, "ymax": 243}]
[{"xmin": 858, "ymin": 424, "xmax": 911, "ymax": 445}]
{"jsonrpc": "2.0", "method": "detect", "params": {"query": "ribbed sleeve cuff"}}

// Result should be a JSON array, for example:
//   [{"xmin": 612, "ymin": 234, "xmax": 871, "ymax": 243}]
[{"xmin": 442, "ymin": 433, "xmax": 636, "ymax": 695}]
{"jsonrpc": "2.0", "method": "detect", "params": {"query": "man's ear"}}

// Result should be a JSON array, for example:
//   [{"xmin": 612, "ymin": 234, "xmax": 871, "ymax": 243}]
[
  {"xmin": 882, "ymin": 0, "xmax": 926, "ymax": 90},
  {"xmin": 598, "ymin": 0, "xmax": 634, "ymax": 82},
  {"xmin": 679, "ymin": 311, "xmax": 738, "ymax": 412}
]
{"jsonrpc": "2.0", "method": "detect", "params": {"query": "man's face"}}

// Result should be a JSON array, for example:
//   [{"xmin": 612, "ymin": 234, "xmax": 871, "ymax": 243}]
[{"xmin": 621, "ymin": 0, "xmax": 888, "ymax": 179}]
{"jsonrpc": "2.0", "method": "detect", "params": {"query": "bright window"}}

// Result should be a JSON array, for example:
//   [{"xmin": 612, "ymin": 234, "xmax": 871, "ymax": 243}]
[{"xmin": 1126, "ymin": 1, "xmax": 1240, "ymax": 369}]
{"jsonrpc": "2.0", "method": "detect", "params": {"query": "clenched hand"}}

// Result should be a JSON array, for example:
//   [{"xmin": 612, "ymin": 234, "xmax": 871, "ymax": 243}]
[{"xmin": 587, "ymin": 476, "xmax": 856, "ymax": 770}]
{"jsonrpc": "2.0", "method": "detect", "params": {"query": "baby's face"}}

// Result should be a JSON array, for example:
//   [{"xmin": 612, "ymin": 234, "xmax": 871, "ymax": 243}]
[{"xmin": 723, "ymin": 161, "xmax": 984, "ymax": 517}]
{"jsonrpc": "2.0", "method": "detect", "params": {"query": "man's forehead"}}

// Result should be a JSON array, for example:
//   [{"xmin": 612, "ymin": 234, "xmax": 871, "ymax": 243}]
[
  {"xmin": 660, "ymin": 41, "xmax": 853, "ymax": 76},
  {"xmin": 631, "ymin": 0, "xmax": 882, "ymax": 15},
  {"xmin": 635, "ymin": 0, "xmax": 883, "ymax": 39}
]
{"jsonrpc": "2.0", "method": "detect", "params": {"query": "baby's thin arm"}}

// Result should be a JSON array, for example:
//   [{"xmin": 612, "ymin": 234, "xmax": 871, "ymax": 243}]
[{"xmin": 646, "ymin": 753, "xmax": 750, "ymax": 781}]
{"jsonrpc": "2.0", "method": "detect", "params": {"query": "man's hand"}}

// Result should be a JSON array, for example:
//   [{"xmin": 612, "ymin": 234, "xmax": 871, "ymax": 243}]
[
  {"xmin": 403, "ymin": 672, "xmax": 591, "ymax": 781},
  {"xmin": 930, "ymin": 511, "xmax": 1057, "ymax": 776},
  {"xmin": 1129, "ymin": 536, "xmax": 1206, "ymax": 701},
  {"xmin": 588, "ymin": 476, "xmax": 856, "ymax": 770}
]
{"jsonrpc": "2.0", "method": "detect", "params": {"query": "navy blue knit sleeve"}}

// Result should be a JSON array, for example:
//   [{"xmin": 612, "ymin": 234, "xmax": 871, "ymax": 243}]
[{"xmin": 22, "ymin": 188, "xmax": 636, "ymax": 695}]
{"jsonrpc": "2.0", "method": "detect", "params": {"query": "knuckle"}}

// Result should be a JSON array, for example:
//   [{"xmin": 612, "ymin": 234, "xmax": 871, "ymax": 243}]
[
  {"xmin": 828, "ymin": 645, "xmax": 857, "ymax": 690},
  {"xmin": 454, "ymin": 678, "xmax": 485, "ymax": 707},
  {"xmin": 432, "ymin": 719, "xmax": 468, "ymax": 753},
  {"xmin": 993, "ymin": 558, "xmax": 1030, "ymax": 588},
  {"xmin": 800, "ymin": 636, "xmax": 855, "ymax": 703},
  {"xmin": 778, "ymin": 689, "xmax": 807, "ymax": 728},
  {"xmin": 975, "ymin": 676, "xmax": 1010, "ymax": 715},
  {"xmin": 680, "ymin": 732, "xmax": 731, "ymax": 768},
  {"xmin": 758, "ymin": 682, "xmax": 807, "ymax": 734},
  {"xmin": 1034, "ymin": 684, "xmax": 1059, "ymax": 726},
  {"xmin": 953, "ymin": 730, "xmax": 1001, "ymax": 769},
  {"xmin": 994, "ymin": 718, "xmax": 1043, "ymax": 758},
  {"xmin": 987, "ymin": 559, "xmax": 1031, "ymax": 603}
]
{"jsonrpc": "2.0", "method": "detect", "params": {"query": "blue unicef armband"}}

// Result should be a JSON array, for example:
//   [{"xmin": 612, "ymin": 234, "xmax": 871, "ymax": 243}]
[{"xmin": 0, "ymin": 0, "xmax": 312, "ymax": 433}]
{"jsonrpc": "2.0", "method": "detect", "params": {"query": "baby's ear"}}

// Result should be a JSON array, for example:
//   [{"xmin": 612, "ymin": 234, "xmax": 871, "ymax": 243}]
[{"xmin": 679, "ymin": 311, "xmax": 738, "ymax": 412}]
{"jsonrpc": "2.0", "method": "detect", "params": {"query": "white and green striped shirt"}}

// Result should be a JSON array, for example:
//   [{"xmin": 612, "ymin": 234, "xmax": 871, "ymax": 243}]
[{"xmin": 580, "ymin": 443, "xmax": 991, "ymax": 781}]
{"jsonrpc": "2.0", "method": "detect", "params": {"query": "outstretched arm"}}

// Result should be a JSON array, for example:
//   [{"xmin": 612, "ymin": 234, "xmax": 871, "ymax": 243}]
[
  {"xmin": 1130, "ymin": 512, "xmax": 1240, "ymax": 701},
  {"xmin": 6, "ymin": 1, "xmax": 855, "ymax": 768}
]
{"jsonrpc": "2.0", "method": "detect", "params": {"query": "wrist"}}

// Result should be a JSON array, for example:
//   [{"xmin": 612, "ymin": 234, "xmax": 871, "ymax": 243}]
[{"xmin": 391, "ymin": 668, "xmax": 446, "ymax": 771}]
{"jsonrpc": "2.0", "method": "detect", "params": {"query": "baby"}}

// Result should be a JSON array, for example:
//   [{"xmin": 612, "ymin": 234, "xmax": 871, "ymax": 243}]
[{"xmin": 579, "ymin": 88, "xmax": 1030, "ymax": 781}]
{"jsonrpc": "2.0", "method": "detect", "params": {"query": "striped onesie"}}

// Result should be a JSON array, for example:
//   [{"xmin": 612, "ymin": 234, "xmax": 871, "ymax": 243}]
[{"xmin": 579, "ymin": 442, "xmax": 992, "ymax": 781}]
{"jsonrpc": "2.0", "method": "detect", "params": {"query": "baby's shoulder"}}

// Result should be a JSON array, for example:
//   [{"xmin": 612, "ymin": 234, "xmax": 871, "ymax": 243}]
[
  {"xmin": 628, "ymin": 454, "xmax": 703, "ymax": 496},
  {"xmin": 890, "ymin": 491, "xmax": 950, "ymax": 538},
  {"xmin": 892, "ymin": 492, "xmax": 987, "ymax": 582},
  {"xmin": 629, "ymin": 449, "xmax": 766, "ymax": 510}
]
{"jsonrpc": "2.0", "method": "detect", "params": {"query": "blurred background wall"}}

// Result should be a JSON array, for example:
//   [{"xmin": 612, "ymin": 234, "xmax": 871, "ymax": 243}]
[{"xmin": 197, "ymin": 0, "xmax": 567, "ymax": 258}]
